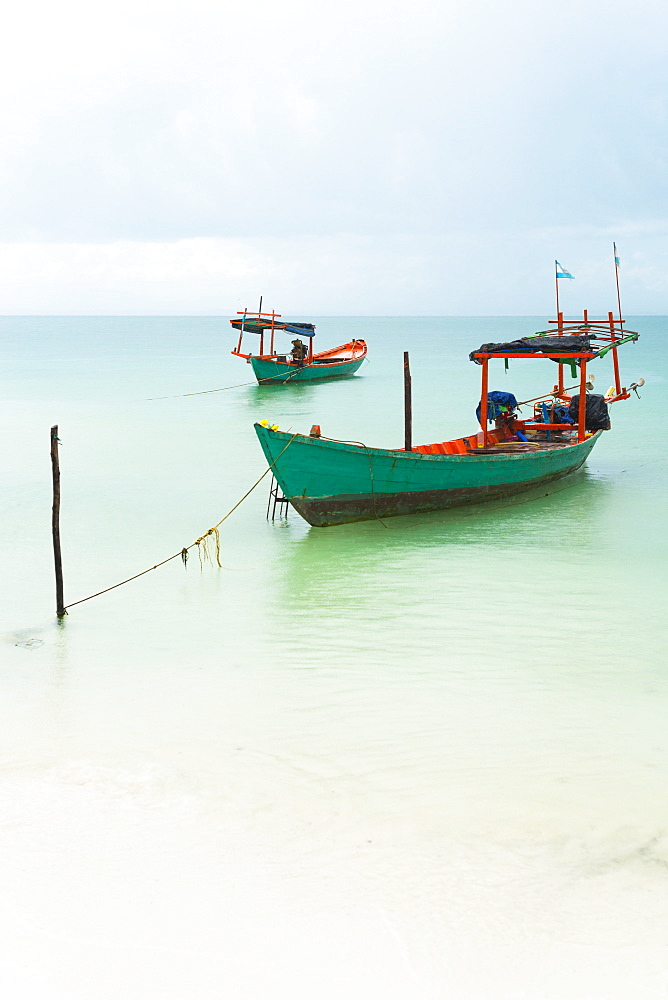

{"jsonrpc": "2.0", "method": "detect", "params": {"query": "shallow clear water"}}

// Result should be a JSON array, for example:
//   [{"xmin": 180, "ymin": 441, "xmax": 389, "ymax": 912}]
[{"xmin": 0, "ymin": 316, "xmax": 666, "ymax": 998}]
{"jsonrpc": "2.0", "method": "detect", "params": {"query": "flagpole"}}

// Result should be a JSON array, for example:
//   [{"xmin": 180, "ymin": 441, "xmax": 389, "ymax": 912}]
[
  {"xmin": 613, "ymin": 242, "xmax": 623, "ymax": 329},
  {"xmin": 555, "ymin": 259, "xmax": 560, "ymax": 318},
  {"xmin": 611, "ymin": 243, "xmax": 623, "ymax": 394},
  {"xmin": 554, "ymin": 261, "xmax": 565, "ymax": 395}
]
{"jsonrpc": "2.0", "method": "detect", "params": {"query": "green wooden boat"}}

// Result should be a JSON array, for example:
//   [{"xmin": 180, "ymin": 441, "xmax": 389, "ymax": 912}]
[
  {"xmin": 255, "ymin": 423, "xmax": 603, "ymax": 526},
  {"xmin": 254, "ymin": 312, "xmax": 641, "ymax": 526},
  {"xmin": 247, "ymin": 343, "xmax": 366, "ymax": 383},
  {"xmin": 230, "ymin": 306, "xmax": 367, "ymax": 384}
]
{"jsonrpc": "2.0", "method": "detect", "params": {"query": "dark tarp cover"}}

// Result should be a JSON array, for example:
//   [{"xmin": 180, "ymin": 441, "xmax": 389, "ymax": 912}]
[
  {"xmin": 568, "ymin": 394, "xmax": 610, "ymax": 430},
  {"xmin": 475, "ymin": 390, "xmax": 518, "ymax": 424},
  {"xmin": 470, "ymin": 335, "xmax": 592, "ymax": 363}
]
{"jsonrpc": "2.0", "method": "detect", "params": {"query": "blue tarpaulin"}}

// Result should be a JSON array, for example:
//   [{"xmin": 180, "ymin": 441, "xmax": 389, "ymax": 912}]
[
  {"xmin": 284, "ymin": 323, "xmax": 316, "ymax": 338},
  {"xmin": 476, "ymin": 390, "xmax": 518, "ymax": 424}
]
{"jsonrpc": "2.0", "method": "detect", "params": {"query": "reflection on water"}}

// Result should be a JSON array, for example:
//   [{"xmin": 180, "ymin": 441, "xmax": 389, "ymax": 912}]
[{"xmin": 275, "ymin": 466, "xmax": 613, "ymax": 604}]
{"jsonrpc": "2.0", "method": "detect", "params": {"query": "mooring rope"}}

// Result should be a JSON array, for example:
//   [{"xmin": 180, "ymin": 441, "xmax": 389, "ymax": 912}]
[
  {"xmin": 62, "ymin": 438, "xmax": 661, "ymax": 609},
  {"xmin": 145, "ymin": 352, "xmax": 367, "ymax": 401},
  {"xmin": 146, "ymin": 363, "xmax": 309, "ymax": 400},
  {"xmin": 63, "ymin": 434, "xmax": 298, "ymax": 610}
]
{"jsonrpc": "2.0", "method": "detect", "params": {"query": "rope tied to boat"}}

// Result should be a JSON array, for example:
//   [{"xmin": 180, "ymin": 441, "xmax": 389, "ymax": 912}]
[
  {"xmin": 63, "ymin": 434, "xmax": 298, "ymax": 611},
  {"xmin": 146, "ymin": 355, "xmax": 335, "ymax": 400}
]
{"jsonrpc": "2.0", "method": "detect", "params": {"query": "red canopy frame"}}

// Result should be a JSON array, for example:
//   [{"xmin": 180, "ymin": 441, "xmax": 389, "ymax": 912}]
[
  {"xmin": 472, "ymin": 307, "xmax": 637, "ymax": 449},
  {"xmin": 472, "ymin": 350, "xmax": 596, "ymax": 446}
]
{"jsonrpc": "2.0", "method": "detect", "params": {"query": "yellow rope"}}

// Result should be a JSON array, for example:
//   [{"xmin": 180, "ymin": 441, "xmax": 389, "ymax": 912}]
[{"xmin": 64, "ymin": 434, "xmax": 298, "ymax": 610}]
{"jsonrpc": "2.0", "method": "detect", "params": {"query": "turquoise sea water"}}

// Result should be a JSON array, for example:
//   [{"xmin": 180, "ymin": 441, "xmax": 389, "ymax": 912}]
[{"xmin": 1, "ymin": 316, "xmax": 666, "ymax": 999}]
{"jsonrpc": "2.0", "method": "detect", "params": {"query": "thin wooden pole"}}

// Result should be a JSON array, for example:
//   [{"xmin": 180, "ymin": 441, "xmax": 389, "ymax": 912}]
[
  {"xmin": 50, "ymin": 425, "xmax": 66, "ymax": 617},
  {"xmin": 403, "ymin": 352, "xmax": 412, "ymax": 452}
]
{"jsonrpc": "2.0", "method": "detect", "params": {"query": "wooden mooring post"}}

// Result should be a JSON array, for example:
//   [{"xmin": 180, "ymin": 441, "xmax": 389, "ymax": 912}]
[
  {"xmin": 50, "ymin": 425, "xmax": 66, "ymax": 616},
  {"xmin": 404, "ymin": 351, "xmax": 412, "ymax": 452}
]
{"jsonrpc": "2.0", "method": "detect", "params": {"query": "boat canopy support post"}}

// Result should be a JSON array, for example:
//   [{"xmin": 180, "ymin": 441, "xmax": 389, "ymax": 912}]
[
  {"xmin": 578, "ymin": 358, "xmax": 587, "ymax": 443},
  {"xmin": 480, "ymin": 357, "xmax": 489, "ymax": 447},
  {"xmin": 236, "ymin": 308, "xmax": 246, "ymax": 354},
  {"xmin": 557, "ymin": 311, "xmax": 564, "ymax": 395},
  {"xmin": 608, "ymin": 310, "xmax": 622, "ymax": 395},
  {"xmin": 258, "ymin": 296, "xmax": 264, "ymax": 355},
  {"xmin": 270, "ymin": 311, "xmax": 276, "ymax": 355},
  {"xmin": 404, "ymin": 351, "xmax": 412, "ymax": 452}
]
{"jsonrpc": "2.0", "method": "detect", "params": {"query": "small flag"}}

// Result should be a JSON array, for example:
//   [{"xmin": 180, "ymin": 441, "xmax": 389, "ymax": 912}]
[
  {"xmin": 555, "ymin": 260, "xmax": 574, "ymax": 279},
  {"xmin": 614, "ymin": 243, "xmax": 621, "ymax": 269}
]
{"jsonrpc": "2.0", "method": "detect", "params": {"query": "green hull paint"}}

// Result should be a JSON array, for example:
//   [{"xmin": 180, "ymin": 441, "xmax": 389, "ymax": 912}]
[
  {"xmin": 255, "ymin": 424, "xmax": 603, "ymax": 526},
  {"xmin": 249, "ymin": 355, "xmax": 365, "ymax": 383}
]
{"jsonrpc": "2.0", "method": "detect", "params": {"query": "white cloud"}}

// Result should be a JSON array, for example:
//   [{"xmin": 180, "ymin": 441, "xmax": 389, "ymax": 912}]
[
  {"xmin": 0, "ymin": 226, "xmax": 666, "ymax": 314},
  {"xmin": 0, "ymin": 0, "xmax": 666, "ymax": 309}
]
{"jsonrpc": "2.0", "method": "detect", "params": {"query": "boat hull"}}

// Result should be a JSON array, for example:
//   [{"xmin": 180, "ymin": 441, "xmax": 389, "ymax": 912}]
[
  {"xmin": 248, "ymin": 353, "xmax": 365, "ymax": 384},
  {"xmin": 255, "ymin": 425, "xmax": 602, "ymax": 526}
]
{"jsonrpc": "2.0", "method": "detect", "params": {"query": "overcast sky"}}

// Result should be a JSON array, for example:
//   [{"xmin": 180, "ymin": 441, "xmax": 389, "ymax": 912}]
[{"xmin": 1, "ymin": 0, "xmax": 667, "ymax": 313}]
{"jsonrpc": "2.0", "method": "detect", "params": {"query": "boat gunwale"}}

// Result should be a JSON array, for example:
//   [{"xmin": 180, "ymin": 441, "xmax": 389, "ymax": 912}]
[
  {"xmin": 256, "ymin": 425, "xmax": 603, "ymax": 462},
  {"xmin": 234, "ymin": 340, "xmax": 367, "ymax": 368}
]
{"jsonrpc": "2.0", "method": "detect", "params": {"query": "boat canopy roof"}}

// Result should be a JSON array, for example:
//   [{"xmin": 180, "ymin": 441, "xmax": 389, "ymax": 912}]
[
  {"xmin": 470, "ymin": 326, "xmax": 639, "ymax": 364},
  {"xmin": 470, "ymin": 335, "xmax": 593, "ymax": 363},
  {"xmin": 230, "ymin": 317, "xmax": 316, "ymax": 337},
  {"xmin": 284, "ymin": 323, "xmax": 316, "ymax": 338}
]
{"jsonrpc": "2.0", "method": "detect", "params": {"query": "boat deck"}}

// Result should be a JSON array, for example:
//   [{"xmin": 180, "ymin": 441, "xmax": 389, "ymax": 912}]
[{"xmin": 413, "ymin": 427, "xmax": 589, "ymax": 456}]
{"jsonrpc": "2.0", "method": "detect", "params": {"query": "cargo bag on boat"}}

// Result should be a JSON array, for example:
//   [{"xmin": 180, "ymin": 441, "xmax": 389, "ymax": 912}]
[
  {"xmin": 475, "ymin": 390, "xmax": 518, "ymax": 424},
  {"xmin": 552, "ymin": 404, "xmax": 574, "ymax": 424},
  {"xmin": 568, "ymin": 394, "xmax": 610, "ymax": 430}
]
